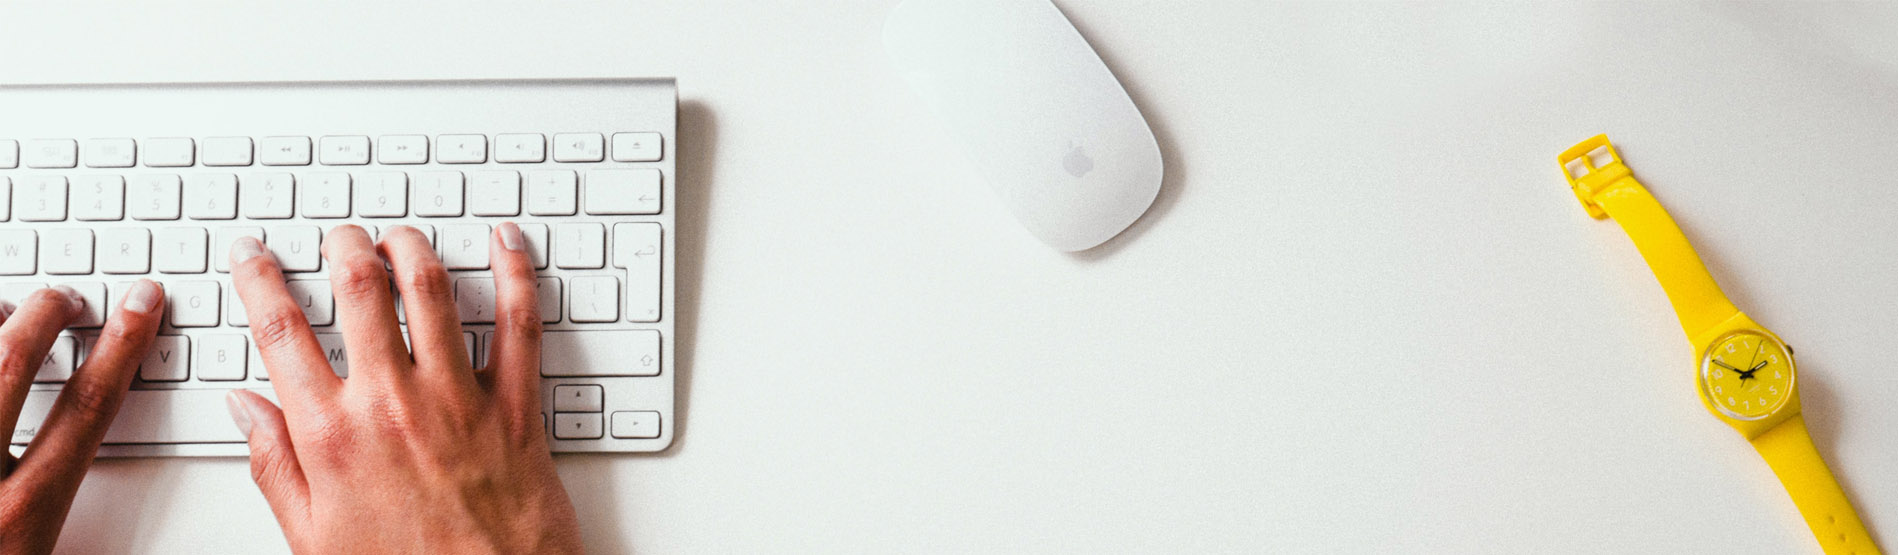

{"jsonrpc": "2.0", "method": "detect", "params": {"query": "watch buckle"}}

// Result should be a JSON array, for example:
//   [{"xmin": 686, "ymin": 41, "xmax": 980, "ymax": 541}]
[{"xmin": 1556, "ymin": 134, "xmax": 1630, "ymax": 219}]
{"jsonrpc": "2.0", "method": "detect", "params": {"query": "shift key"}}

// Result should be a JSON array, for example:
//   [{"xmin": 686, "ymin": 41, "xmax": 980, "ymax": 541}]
[{"xmin": 541, "ymin": 330, "xmax": 661, "ymax": 377}]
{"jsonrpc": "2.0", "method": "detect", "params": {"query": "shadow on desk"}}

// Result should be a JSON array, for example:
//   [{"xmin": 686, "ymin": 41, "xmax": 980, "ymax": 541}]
[{"xmin": 559, "ymin": 98, "xmax": 716, "ymax": 555}]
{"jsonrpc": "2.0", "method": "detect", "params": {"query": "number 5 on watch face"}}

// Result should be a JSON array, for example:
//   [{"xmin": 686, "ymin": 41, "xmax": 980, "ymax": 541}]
[{"xmin": 1701, "ymin": 332, "xmax": 1794, "ymax": 420}]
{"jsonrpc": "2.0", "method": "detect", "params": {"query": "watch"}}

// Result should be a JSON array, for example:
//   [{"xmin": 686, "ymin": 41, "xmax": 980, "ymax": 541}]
[{"xmin": 1557, "ymin": 135, "xmax": 1879, "ymax": 554}]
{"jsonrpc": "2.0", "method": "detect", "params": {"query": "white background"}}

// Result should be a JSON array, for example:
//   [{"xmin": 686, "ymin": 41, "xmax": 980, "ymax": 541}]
[{"xmin": 3, "ymin": 1, "xmax": 1897, "ymax": 553}]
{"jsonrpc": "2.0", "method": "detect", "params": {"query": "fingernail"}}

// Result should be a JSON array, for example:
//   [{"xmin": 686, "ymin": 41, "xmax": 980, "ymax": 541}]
[
  {"xmin": 52, "ymin": 285, "xmax": 87, "ymax": 312},
  {"xmin": 498, "ymin": 222, "xmax": 525, "ymax": 251},
  {"xmin": 226, "ymin": 391, "xmax": 254, "ymax": 437},
  {"xmin": 230, "ymin": 237, "xmax": 270, "ymax": 265},
  {"xmin": 122, "ymin": 280, "xmax": 162, "ymax": 314}
]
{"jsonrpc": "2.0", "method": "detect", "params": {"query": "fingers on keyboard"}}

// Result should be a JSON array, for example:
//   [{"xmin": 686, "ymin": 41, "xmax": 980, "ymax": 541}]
[
  {"xmin": 11, "ymin": 281, "xmax": 163, "ymax": 480},
  {"xmin": 322, "ymin": 226, "xmax": 408, "ymax": 371},
  {"xmin": 380, "ymin": 227, "xmax": 465, "ymax": 372},
  {"xmin": 228, "ymin": 237, "xmax": 340, "ymax": 401},
  {"xmin": 487, "ymin": 223, "xmax": 543, "ymax": 413}
]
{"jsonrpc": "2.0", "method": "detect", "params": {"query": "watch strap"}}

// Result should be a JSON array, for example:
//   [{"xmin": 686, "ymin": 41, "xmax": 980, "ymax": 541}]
[
  {"xmin": 1557, "ymin": 136, "xmax": 1739, "ymax": 339},
  {"xmin": 1750, "ymin": 415, "xmax": 1879, "ymax": 554}
]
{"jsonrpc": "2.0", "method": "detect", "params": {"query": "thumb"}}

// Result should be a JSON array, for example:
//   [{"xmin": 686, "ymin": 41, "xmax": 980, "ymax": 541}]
[{"xmin": 227, "ymin": 390, "xmax": 312, "ymax": 537}]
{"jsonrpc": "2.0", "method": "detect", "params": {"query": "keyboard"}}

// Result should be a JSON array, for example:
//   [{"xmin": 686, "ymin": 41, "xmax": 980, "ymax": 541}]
[{"xmin": 0, "ymin": 79, "xmax": 677, "ymax": 456}]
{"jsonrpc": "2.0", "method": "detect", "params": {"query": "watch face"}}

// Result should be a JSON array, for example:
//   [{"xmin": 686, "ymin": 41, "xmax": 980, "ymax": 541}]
[{"xmin": 1700, "ymin": 332, "xmax": 1795, "ymax": 420}]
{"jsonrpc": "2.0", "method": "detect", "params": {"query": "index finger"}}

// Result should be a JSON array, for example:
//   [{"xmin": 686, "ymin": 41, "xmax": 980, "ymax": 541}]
[{"xmin": 230, "ymin": 237, "xmax": 341, "ymax": 413}]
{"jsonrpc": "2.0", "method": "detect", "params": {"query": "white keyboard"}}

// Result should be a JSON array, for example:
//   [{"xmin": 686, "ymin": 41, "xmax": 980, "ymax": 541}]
[{"xmin": 0, "ymin": 79, "xmax": 677, "ymax": 456}]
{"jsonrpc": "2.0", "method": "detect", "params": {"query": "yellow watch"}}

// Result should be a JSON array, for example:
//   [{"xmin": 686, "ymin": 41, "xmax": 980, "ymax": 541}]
[{"xmin": 1557, "ymin": 135, "xmax": 1879, "ymax": 554}]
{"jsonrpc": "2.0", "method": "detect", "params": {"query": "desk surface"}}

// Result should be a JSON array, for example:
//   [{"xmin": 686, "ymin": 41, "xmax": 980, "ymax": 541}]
[{"xmin": 4, "ymin": 2, "xmax": 1896, "ymax": 553}]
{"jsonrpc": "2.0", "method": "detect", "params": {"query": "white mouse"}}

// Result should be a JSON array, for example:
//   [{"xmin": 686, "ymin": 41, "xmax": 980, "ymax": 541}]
[{"xmin": 884, "ymin": 0, "xmax": 1164, "ymax": 252}]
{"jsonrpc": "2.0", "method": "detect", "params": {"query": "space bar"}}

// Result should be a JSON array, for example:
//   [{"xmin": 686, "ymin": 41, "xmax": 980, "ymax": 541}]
[{"xmin": 9, "ymin": 389, "xmax": 269, "ymax": 445}]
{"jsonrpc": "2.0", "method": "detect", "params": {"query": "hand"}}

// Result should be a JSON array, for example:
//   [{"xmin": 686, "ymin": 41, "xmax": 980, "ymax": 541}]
[
  {"xmin": 224, "ymin": 224, "xmax": 582, "ymax": 554},
  {"xmin": 0, "ymin": 282, "xmax": 166, "ymax": 555}
]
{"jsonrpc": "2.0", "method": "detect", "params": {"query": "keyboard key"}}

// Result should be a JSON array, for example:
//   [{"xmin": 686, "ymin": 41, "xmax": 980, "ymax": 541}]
[
  {"xmin": 469, "ymin": 171, "xmax": 521, "ymax": 216},
  {"xmin": 552, "ymin": 133, "xmax": 604, "ymax": 163},
  {"xmin": 202, "ymin": 137, "xmax": 254, "ymax": 167},
  {"xmin": 554, "ymin": 223, "xmax": 605, "ymax": 269},
  {"xmin": 287, "ymin": 280, "xmax": 335, "ymax": 326},
  {"xmin": 25, "ymin": 139, "xmax": 78, "ymax": 168},
  {"xmin": 0, "ymin": 282, "xmax": 45, "ymax": 307},
  {"xmin": 242, "ymin": 173, "xmax": 297, "ymax": 219},
  {"xmin": 15, "ymin": 389, "xmax": 258, "ymax": 443},
  {"xmin": 441, "ymin": 224, "xmax": 491, "ymax": 270},
  {"xmin": 583, "ymin": 169, "xmax": 662, "ymax": 215},
  {"xmin": 167, "ymin": 281, "xmax": 220, "ymax": 327},
  {"xmin": 268, "ymin": 226, "xmax": 323, "ymax": 272},
  {"xmin": 0, "ymin": 139, "xmax": 16, "ymax": 168},
  {"xmin": 567, "ymin": 275, "xmax": 619, "ymax": 323},
  {"xmin": 98, "ymin": 228, "xmax": 152, "ymax": 275},
  {"xmin": 184, "ymin": 174, "xmax": 240, "ymax": 220},
  {"xmin": 64, "ymin": 282, "xmax": 106, "ymax": 327},
  {"xmin": 0, "ymin": 230, "xmax": 36, "ymax": 275},
  {"xmin": 614, "ymin": 223, "xmax": 663, "ymax": 323},
  {"xmin": 154, "ymin": 227, "xmax": 208, "ymax": 274},
  {"xmin": 302, "ymin": 173, "xmax": 352, "ymax": 218},
  {"xmin": 83, "ymin": 138, "xmax": 137, "ymax": 168},
  {"xmin": 36, "ymin": 335, "xmax": 77, "ymax": 382},
  {"xmin": 144, "ymin": 138, "xmax": 196, "ymax": 167},
  {"xmin": 455, "ymin": 278, "xmax": 495, "ymax": 323},
  {"xmin": 318, "ymin": 136, "xmax": 371, "ymax": 165},
  {"xmin": 520, "ymin": 223, "xmax": 550, "ymax": 270},
  {"xmin": 465, "ymin": 332, "xmax": 477, "ymax": 366},
  {"xmin": 541, "ymin": 330, "xmax": 660, "ymax": 377},
  {"xmin": 437, "ymin": 134, "xmax": 487, "ymax": 164},
  {"xmin": 495, "ymin": 133, "xmax": 546, "ymax": 163},
  {"xmin": 71, "ymin": 175, "xmax": 126, "ymax": 221},
  {"xmin": 378, "ymin": 135, "xmax": 429, "ymax": 165},
  {"xmin": 413, "ymin": 171, "xmax": 465, "ymax": 217},
  {"xmin": 259, "ymin": 136, "xmax": 312, "ymax": 166},
  {"xmin": 408, "ymin": 224, "xmax": 436, "ymax": 248},
  {"xmin": 42, "ymin": 229, "xmax": 94, "ymax": 275},
  {"xmin": 553, "ymin": 413, "xmax": 603, "ymax": 439},
  {"xmin": 610, "ymin": 411, "xmax": 662, "ymax": 439},
  {"xmin": 195, "ymin": 334, "xmax": 248, "ymax": 381},
  {"xmin": 139, "ymin": 335, "xmax": 190, "ymax": 382},
  {"xmin": 351, "ymin": 172, "xmax": 406, "ymax": 217},
  {"xmin": 130, "ymin": 175, "xmax": 183, "ymax": 220},
  {"xmin": 213, "ymin": 227, "xmax": 265, "ymax": 273},
  {"xmin": 393, "ymin": 224, "xmax": 437, "ymax": 249},
  {"xmin": 316, "ymin": 332, "xmax": 349, "ymax": 377},
  {"xmin": 0, "ymin": 177, "xmax": 9, "ymax": 220},
  {"xmin": 552, "ymin": 385, "xmax": 603, "ymax": 412},
  {"xmin": 16, "ymin": 176, "xmax": 68, "ymax": 221},
  {"xmin": 526, "ymin": 170, "xmax": 578, "ymax": 216},
  {"xmin": 536, "ymin": 276, "xmax": 561, "ymax": 323},
  {"xmin": 611, "ymin": 132, "xmax": 664, "ymax": 162}
]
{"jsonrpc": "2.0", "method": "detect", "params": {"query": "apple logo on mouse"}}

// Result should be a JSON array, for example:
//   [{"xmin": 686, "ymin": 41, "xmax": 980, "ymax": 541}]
[
  {"xmin": 885, "ymin": 0, "xmax": 1165, "ymax": 252},
  {"xmin": 1062, "ymin": 142, "xmax": 1093, "ymax": 178}
]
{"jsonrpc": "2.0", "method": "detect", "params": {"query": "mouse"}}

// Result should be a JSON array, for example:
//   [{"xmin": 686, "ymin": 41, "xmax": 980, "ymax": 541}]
[{"xmin": 884, "ymin": 0, "xmax": 1164, "ymax": 252}]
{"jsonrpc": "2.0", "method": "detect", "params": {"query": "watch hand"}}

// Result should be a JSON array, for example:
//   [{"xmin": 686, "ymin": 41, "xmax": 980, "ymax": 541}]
[
  {"xmin": 1750, "ymin": 361, "xmax": 1768, "ymax": 372},
  {"xmin": 1712, "ymin": 360, "xmax": 1739, "ymax": 372}
]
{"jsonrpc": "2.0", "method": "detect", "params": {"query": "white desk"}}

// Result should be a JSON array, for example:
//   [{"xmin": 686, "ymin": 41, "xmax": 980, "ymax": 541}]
[{"xmin": 4, "ymin": 2, "xmax": 1896, "ymax": 552}]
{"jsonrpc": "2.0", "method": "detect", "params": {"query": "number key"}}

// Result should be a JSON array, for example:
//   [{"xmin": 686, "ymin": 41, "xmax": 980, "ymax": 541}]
[
  {"xmin": 356, "ymin": 172, "xmax": 409, "ymax": 217},
  {"xmin": 242, "ymin": 173, "xmax": 296, "ymax": 219},
  {"xmin": 412, "ymin": 171, "xmax": 465, "ymax": 217}
]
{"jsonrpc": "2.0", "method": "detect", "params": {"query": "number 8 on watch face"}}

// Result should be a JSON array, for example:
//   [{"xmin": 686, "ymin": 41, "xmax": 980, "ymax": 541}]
[{"xmin": 1700, "ymin": 332, "xmax": 1794, "ymax": 421}]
